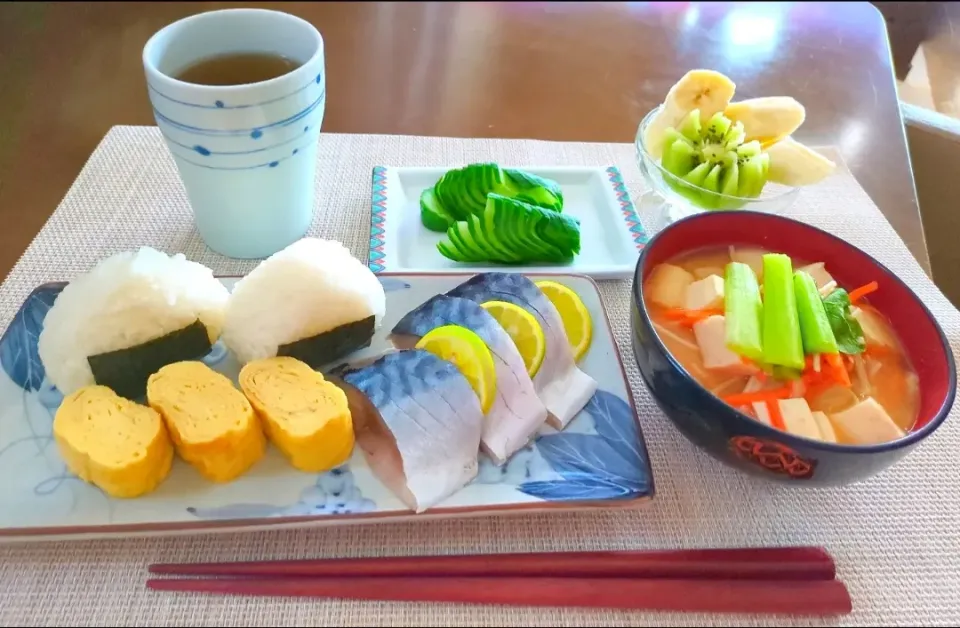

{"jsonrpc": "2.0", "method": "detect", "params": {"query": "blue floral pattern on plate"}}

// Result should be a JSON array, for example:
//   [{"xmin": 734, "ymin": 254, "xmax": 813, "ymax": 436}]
[
  {"xmin": 519, "ymin": 390, "xmax": 651, "ymax": 500},
  {"xmin": 0, "ymin": 282, "xmax": 64, "ymax": 393},
  {"xmin": 186, "ymin": 467, "xmax": 377, "ymax": 519},
  {"xmin": 0, "ymin": 274, "xmax": 654, "ymax": 538}
]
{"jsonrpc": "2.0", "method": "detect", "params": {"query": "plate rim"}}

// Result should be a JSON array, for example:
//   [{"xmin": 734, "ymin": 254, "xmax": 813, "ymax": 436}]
[
  {"xmin": 0, "ymin": 271, "xmax": 655, "ymax": 542},
  {"xmin": 367, "ymin": 164, "xmax": 649, "ymax": 279}
]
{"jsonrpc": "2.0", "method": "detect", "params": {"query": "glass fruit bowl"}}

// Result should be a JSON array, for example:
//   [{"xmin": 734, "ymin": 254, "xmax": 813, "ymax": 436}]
[{"xmin": 635, "ymin": 104, "xmax": 800, "ymax": 229}]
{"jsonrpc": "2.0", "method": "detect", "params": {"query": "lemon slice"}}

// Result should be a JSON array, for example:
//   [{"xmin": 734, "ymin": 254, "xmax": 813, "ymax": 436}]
[
  {"xmin": 535, "ymin": 280, "xmax": 593, "ymax": 362},
  {"xmin": 415, "ymin": 325, "xmax": 497, "ymax": 414},
  {"xmin": 479, "ymin": 300, "xmax": 546, "ymax": 378}
]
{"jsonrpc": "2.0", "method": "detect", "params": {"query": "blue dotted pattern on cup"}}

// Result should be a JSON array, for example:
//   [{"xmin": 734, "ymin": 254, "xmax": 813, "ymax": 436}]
[
  {"xmin": 151, "ymin": 88, "xmax": 324, "ymax": 136},
  {"xmin": 148, "ymin": 73, "xmax": 325, "ymax": 171},
  {"xmin": 171, "ymin": 129, "xmax": 308, "ymax": 160},
  {"xmin": 146, "ymin": 73, "xmax": 320, "ymax": 110}
]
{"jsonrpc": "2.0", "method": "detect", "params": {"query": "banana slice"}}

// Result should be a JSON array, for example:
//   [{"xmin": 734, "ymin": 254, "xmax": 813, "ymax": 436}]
[
  {"xmin": 644, "ymin": 69, "xmax": 737, "ymax": 159},
  {"xmin": 724, "ymin": 97, "xmax": 806, "ymax": 146},
  {"xmin": 667, "ymin": 69, "xmax": 737, "ymax": 118},
  {"xmin": 764, "ymin": 137, "xmax": 836, "ymax": 186}
]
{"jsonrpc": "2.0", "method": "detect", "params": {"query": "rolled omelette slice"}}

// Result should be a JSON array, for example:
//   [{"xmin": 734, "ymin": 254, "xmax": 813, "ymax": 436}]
[
  {"xmin": 238, "ymin": 356, "xmax": 355, "ymax": 473},
  {"xmin": 337, "ymin": 349, "xmax": 484, "ymax": 513},
  {"xmin": 146, "ymin": 361, "xmax": 266, "ymax": 482},
  {"xmin": 53, "ymin": 385, "xmax": 174, "ymax": 498}
]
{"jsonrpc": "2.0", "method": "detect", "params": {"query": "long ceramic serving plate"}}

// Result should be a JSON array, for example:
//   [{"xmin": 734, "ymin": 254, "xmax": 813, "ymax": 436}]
[
  {"xmin": 0, "ymin": 272, "xmax": 653, "ymax": 542},
  {"xmin": 368, "ymin": 166, "xmax": 649, "ymax": 280}
]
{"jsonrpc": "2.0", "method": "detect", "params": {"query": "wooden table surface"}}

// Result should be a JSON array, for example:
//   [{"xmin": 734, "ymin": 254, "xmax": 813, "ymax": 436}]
[{"xmin": 0, "ymin": 1, "xmax": 928, "ymax": 281}]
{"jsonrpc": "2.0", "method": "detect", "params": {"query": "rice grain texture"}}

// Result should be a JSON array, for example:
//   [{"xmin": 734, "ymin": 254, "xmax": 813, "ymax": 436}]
[
  {"xmin": 222, "ymin": 238, "xmax": 386, "ymax": 365},
  {"xmin": 37, "ymin": 247, "xmax": 230, "ymax": 396}
]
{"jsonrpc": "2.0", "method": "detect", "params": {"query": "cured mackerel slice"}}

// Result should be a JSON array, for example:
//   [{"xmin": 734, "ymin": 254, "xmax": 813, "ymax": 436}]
[
  {"xmin": 391, "ymin": 294, "xmax": 549, "ymax": 464},
  {"xmin": 446, "ymin": 272, "xmax": 598, "ymax": 429},
  {"xmin": 339, "ymin": 349, "xmax": 483, "ymax": 513}
]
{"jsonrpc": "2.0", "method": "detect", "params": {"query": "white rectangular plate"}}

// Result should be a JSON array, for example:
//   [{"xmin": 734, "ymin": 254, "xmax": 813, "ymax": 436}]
[
  {"xmin": 368, "ymin": 165, "xmax": 649, "ymax": 280},
  {"xmin": 0, "ymin": 272, "xmax": 654, "ymax": 543}
]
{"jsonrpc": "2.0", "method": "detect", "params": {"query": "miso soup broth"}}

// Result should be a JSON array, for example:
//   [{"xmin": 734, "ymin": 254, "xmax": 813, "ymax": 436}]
[{"xmin": 642, "ymin": 244, "xmax": 920, "ymax": 446}]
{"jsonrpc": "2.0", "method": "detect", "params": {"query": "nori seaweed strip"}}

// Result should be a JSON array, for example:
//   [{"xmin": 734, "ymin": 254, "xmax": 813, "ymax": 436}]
[
  {"xmin": 278, "ymin": 316, "xmax": 376, "ymax": 370},
  {"xmin": 87, "ymin": 320, "xmax": 213, "ymax": 401}
]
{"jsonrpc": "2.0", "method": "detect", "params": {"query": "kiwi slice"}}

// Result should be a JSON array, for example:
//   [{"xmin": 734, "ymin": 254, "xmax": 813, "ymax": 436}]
[{"xmin": 658, "ymin": 109, "xmax": 771, "ymax": 209}]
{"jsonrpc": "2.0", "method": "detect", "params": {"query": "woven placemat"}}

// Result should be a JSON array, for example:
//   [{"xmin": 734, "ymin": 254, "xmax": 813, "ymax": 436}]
[{"xmin": 0, "ymin": 128, "xmax": 957, "ymax": 627}]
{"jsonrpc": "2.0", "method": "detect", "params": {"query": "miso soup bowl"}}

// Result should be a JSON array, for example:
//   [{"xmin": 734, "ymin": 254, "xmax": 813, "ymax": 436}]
[{"xmin": 630, "ymin": 210, "xmax": 956, "ymax": 486}]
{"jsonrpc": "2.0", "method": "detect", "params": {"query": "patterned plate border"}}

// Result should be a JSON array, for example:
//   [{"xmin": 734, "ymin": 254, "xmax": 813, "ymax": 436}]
[
  {"xmin": 368, "ymin": 165, "xmax": 389, "ymax": 273},
  {"xmin": 605, "ymin": 166, "xmax": 648, "ymax": 252}
]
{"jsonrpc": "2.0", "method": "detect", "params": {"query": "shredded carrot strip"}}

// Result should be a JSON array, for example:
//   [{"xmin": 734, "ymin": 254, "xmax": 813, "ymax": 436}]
[
  {"xmin": 662, "ymin": 307, "xmax": 723, "ymax": 328},
  {"xmin": 848, "ymin": 281, "xmax": 879, "ymax": 304},
  {"xmin": 800, "ymin": 353, "xmax": 852, "ymax": 392},
  {"xmin": 691, "ymin": 309, "xmax": 723, "ymax": 323},
  {"xmin": 722, "ymin": 386, "xmax": 792, "ymax": 407},
  {"xmin": 835, "ymin": 367, "xmax": 851, "ymax": 387},
  {"xmin": 664, "ymin": 307, "xmax": 724, "ymax": 317},
  {"xmin": 823, "ymin": 353, "xmax": 851, "ymax": 387},
  {"xmin": 766, "ymin": 398, "xmax": 786, "ymax": 430},
  {"xmin": 865, "ymin": 343, "xmax": 894, "ymax": 357}
]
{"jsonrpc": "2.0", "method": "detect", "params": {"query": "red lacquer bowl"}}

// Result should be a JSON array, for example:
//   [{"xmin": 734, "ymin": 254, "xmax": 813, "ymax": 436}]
[{"xmin": 629, "ymin": 210, "xmax": 956, "ymax": 485}]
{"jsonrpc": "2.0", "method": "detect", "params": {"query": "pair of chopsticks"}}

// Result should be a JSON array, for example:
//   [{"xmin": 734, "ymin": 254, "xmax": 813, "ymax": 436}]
[{"xmin": 147, "ymin": 546, "xmax": 852, "ymax": 616}]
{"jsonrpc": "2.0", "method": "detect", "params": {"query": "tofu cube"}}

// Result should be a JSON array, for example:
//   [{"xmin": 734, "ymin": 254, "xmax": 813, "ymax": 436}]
[
  {"xmin": 778, "ymin": 398, "xmax": 823, "ymax": 440},
  {"xmin": 646, "ymin": 263, "xmax": 694, "ymax": 309},
  {"xmin": 811, "ymin": 411, "xmax": 838, "ymax": 443},
  {"xmin": 685, "ymin": 274, "xmax": 725, "ymax": 311},
  {"xmin": 829, "ymin": 397, "xmax": 906, "ymax": 445},
  {"xmin": 797, "ymin": 262, "xmax": 835, "ymax": 290},
  {"xmin": 751, "ymin": 401, "xmax": 773, "ymax": 426},
  {"xmin": 692, "ymin": 315, "xmax": 754, "ymax": 375},
  {"xmin": 694, "ymin": 266, "xmax": 726, "ymax": 281},
  {"xmin": 730, "ymin": 247, "xmax": 766, "ymax": 281},
  {"xmin": 740, "ymin": 375, "xmax": 783, "ymax": 417},
  {"xmin": 738, "ymin": 378, "xmax": 774, "ymax": 415},
  {"xmin": 851, "ymin": 307, "xmax": 896, "ymax": 350}
]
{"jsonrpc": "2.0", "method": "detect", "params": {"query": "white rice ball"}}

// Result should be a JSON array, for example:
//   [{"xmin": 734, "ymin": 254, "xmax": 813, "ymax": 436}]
[
  {"xmin": 222, "ymin": 237, "xmax": 386, "ymax": 365},
  {"xmin": 37, "ymin": 247, "xmax": 230, "ymax": 396}
]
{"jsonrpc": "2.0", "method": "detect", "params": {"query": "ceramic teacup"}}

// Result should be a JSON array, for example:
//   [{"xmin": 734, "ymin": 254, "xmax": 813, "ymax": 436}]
[{"xmin": 142, "ymin": 9, "xmax": 326, "ymax": 259}]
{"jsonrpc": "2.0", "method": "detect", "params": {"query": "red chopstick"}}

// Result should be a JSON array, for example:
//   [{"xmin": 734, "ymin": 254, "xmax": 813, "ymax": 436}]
[
  {"xmin": 148, "ymin": 546, "xmax": 835, "ymax": 581},
  {"xmin": 146, "ymin": 575, "xmax": 852, "ymax": 616},
  {"xmin": 147, "ymin": 547, "xmax": 852, "ymax": 616}
]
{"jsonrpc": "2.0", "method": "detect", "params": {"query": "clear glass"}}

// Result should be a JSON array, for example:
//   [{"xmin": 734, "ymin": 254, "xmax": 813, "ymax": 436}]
[{"xmin": 634, "ymin": 105, "xmax": 800, "ymax": 231}]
